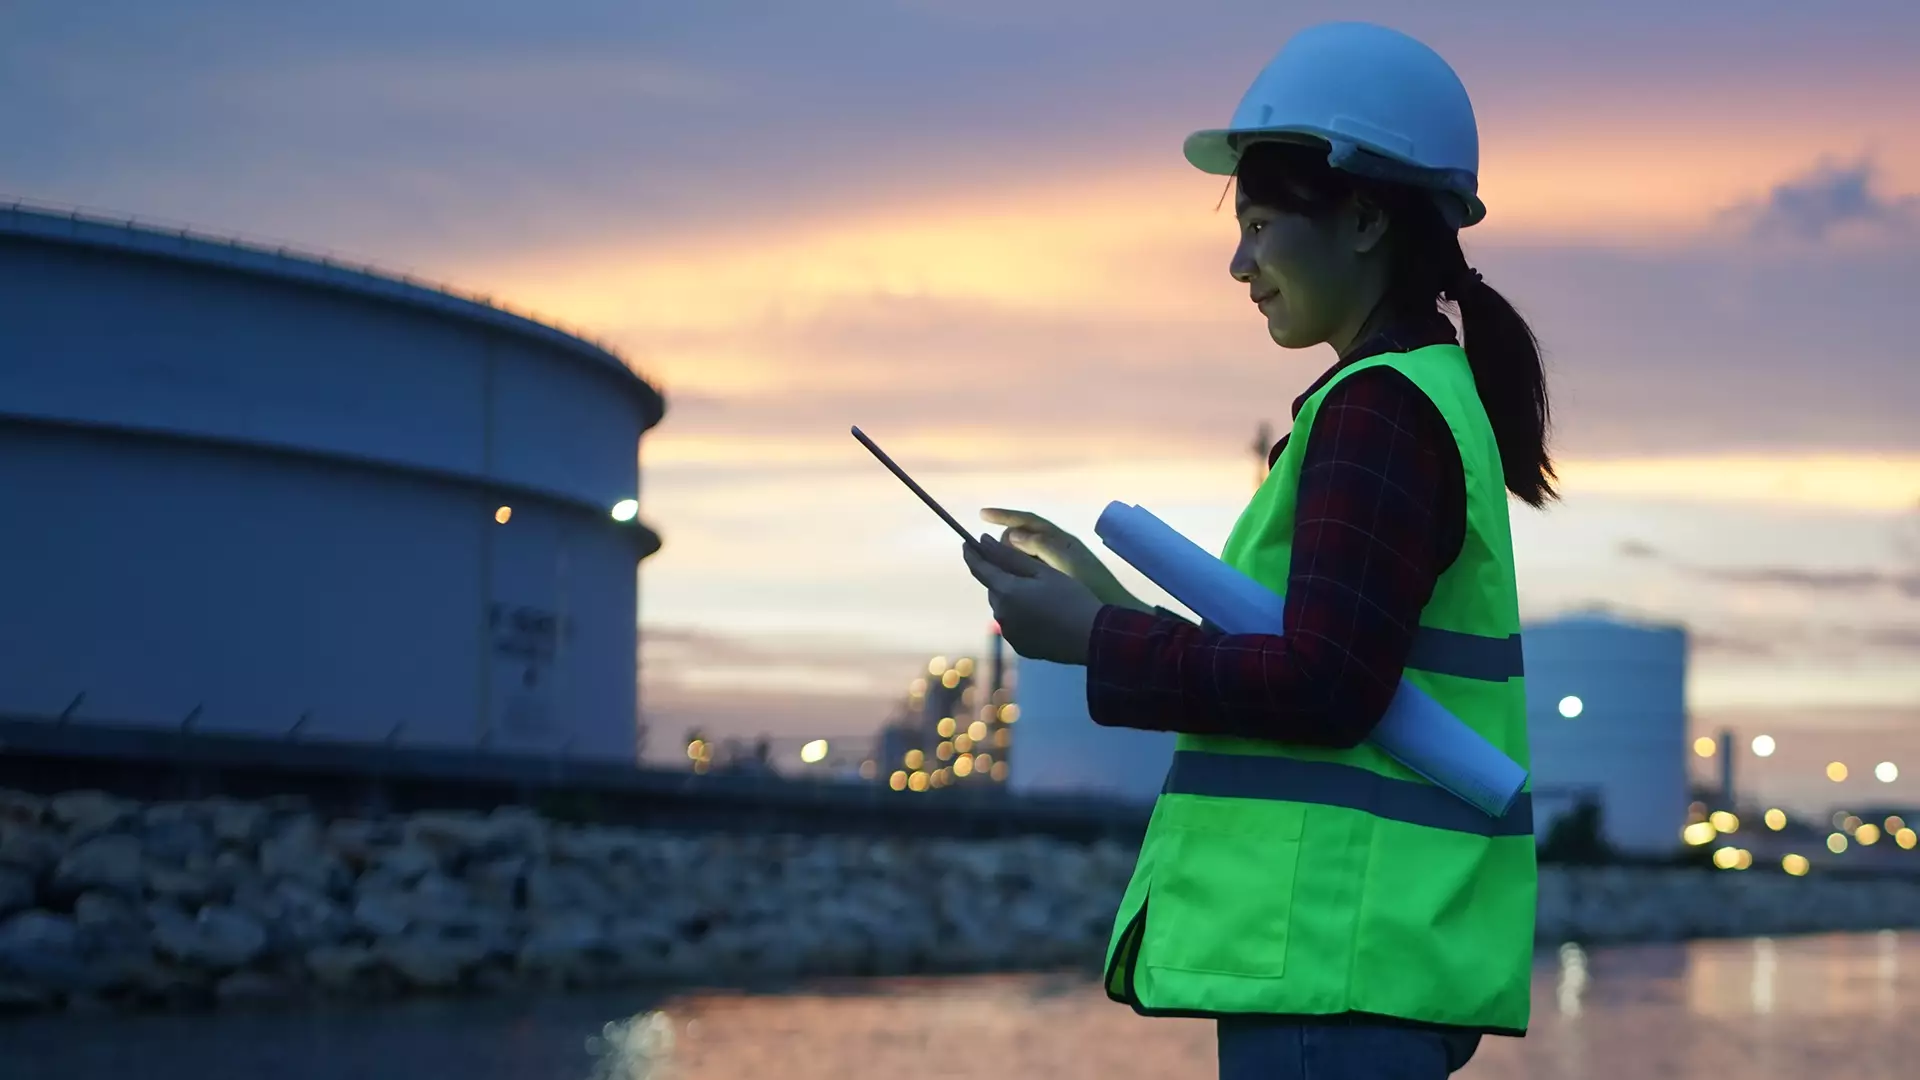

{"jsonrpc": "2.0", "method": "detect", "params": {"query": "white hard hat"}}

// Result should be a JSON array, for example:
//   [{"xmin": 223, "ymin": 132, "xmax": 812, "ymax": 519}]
[{"xmin": 1184, "ymin": 22, "xmax": 1486, "ymax": 228}]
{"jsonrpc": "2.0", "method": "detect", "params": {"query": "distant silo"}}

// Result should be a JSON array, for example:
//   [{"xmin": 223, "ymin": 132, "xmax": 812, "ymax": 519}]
[
  {"xmin": 1004, "ymin": 658, "xmax": 1174, "ymax": 803},
  {"xmin": 1523, "ymin": 612, "xmax": 1690, "ymax": 855}
]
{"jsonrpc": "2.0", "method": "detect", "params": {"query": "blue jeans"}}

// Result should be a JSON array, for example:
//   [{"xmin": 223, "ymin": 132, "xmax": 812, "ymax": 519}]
[{"xmin": 1216, "ymin": 1018, "xmax": 1481, "ymax": 1079}]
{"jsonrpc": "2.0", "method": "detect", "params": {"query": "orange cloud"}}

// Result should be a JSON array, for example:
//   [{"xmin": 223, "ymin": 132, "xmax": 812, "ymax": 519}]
[{"xmin": 1553, "ymin": 454, "xmax": 1920, "ymax": 513}]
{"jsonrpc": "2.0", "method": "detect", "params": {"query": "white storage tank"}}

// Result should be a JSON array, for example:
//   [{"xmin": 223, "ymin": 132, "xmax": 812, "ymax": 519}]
[
  {"xmin": 1005, "ymin": 659, "xmax": 1174, "ymax": 804},
  {"xmin": 0, "ymin": 204, "xmax": 665, "ymax": 762},
  {"xmin": 1523, "ymin": 612, "xmax": 1690, "ymax": 855}
]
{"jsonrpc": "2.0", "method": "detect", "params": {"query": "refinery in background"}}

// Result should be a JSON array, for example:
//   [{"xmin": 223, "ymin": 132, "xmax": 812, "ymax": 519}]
[
  {"xmin": 675, "ymin": 608, "xmax": 1918, "ymax": 877},
  {"xmin": 682, "ymin": 626, "xmax": 1019, "ymax": 792}
]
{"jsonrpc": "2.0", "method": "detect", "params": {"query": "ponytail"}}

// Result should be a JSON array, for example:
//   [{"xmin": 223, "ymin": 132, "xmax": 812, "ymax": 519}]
[
  {"xmin": 1444, "ymin": 256, "xmax": 1558, "ymax": 507},
  {"xmin": 1236, "ymin": 141, "xmax": 1559, "ymax": 507}
]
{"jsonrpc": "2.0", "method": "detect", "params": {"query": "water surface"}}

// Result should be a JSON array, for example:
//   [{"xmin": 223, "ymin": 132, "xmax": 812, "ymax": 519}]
[{"xmin": 4, "ymin": 932, "xmax": 1915, "ymax": 1079}]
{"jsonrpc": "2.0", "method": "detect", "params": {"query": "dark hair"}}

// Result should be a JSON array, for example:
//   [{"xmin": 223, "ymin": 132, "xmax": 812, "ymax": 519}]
[{"xmin": 1235, "ymin": 140, "xmax": 1558, "ymax": 507}]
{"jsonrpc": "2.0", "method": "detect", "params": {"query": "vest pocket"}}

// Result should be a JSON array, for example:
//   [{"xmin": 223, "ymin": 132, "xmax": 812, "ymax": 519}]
[{"xmin": 1142, "ymin": 798, "xmax": 1307, "ymax": 978}]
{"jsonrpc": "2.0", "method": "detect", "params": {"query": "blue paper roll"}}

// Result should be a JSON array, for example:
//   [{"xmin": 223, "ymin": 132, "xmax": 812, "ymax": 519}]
[{"xmin": 1094, "ymin": 501, "xmax": 1527, "ymax": 818}]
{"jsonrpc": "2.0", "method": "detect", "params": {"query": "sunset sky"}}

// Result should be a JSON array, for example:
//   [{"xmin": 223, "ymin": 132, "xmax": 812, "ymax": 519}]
[{"xmin": 6, "ymin": 0, "xmax": 1916, "ymax": 811}]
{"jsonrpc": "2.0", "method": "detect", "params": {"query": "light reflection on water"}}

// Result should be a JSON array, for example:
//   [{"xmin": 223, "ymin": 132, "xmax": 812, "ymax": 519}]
[{"xmin": 4, "ymin": 932, "xmax": 1920, "ymax": 1080}]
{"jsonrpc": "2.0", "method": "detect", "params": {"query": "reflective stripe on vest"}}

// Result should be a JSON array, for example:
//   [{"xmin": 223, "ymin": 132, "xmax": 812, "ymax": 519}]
[
  {"xmin": 1162, "ymin": 750, "xmax": 1535, "ymax": 837},
  {"xmin": 1406, "ymin": 627, "xmax": 1524, "ymax": 681},
  {"xmin": 1193, "ymin": 624, "xmax": 1524, "ymax": 682}
]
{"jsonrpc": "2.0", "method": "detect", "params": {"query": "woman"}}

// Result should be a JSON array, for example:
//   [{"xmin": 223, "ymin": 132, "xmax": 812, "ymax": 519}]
[{"xmin": 962, "ymin": 22, "xmax": 1551, "ymax": 1080}]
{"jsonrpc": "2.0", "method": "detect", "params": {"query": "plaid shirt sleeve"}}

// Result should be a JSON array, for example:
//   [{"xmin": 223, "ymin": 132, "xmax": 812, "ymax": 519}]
[{"xmin": 1083, "ymin": 366, "xmax": 1463, "ymax": 748}]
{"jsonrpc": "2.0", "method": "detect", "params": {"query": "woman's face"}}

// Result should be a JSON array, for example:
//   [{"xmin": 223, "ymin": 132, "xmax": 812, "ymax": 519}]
[{"xmin": 1231, "ymin": 183, "xmax": 1380, "ymax": 351}]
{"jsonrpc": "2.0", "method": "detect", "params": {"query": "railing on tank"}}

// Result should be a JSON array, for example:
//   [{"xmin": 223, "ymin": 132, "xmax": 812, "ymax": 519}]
[{"xmin": 0, "ymin": 193, "xmax": 656, "ymax": 389}]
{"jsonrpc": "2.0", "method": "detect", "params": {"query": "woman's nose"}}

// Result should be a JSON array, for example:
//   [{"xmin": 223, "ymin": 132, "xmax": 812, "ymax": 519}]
[{"xmin": 1230, "ymin": 244, "xmax": 1256, "ymax": 283}]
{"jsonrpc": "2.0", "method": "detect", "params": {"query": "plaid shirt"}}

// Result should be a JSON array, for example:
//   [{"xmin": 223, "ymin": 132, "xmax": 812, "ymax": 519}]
[{"xmin": 1085, "ymin": 313, "xmax": 1467, "ymax": 748}]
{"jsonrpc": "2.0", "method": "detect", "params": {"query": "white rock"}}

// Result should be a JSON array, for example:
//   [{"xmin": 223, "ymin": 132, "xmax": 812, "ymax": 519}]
[
  {"xmin": 306, "ymin": 944, "xmax": 378, "ymax": 990},
  {"xmin": 352, "ymin": 892, "xmax": 415, "ymax": 938},
  {"xmin": 145, "ymin": 865, "xmax": 217, "ymax": 906},
  {"xmin": 260, "ymin": 821, "xmax": 349, "ymax": 893},
  {"xmin": 374, "ymin": 844, "xmax": 442, "ymax": 885},
  {"xmin": 517, "ymin": 912, "xmax": 608, "ymax": 975},
  {"xmin": 204, "ymin": 799, "xmax": 269, "ymax": 847},
  {"xmin": 73, "ymin": 891, "xmax": 141, "ymax": 930},
  {"xmin": 0, "ymin": 823, "xmax": 63, "ymax": 875},
  {"xmin": 465, "ymin": 856, "xmax": 529, "ymax": 910},
  {"xmin": 54, "ymin": 835, "xmax": 144, "ymax": 896},
  {"xmin": 48, "ymin": 791, "xmax": 137, "ymax": 838},
  {"xmin": 376, "ymin": 933, "xmax": 491, "ymax": 989},
  {"xmin": 323, "ymin": 819, "xmax": 390, "ymax": 866},
  {"xmin": 0, "ymin": 911, "xmax": 99, "ymax": 991},
  {"xmin": 216, "ymin": 971, "xmax": 296, "ymax": 1004},
  {"xmin": 264, "ymin": 881, "xmax": 351, "ymax": 951},
  {"xmin": 0, "ymin": 867, "xmax": 34, "ymax": 917},
  {"xmin": 0, "ymin": 791, "xmax": 44, "ymax": 827},
  {"xmin": 553, "ymin": 826, "xmax": 650, "ymax": 864},
  {"xmin": 151, "ymin": 906, "xmax": 268, "ymax": 970},
  {"xmin": 402, "ymin": 813, "xmax": 492, "ymax": 858},
  {"xmin": 486, "ymin": 807, "xmax": 550, "ymax": 858},
  {"xmin": 525, "ymin": 864, "xmax": 617, "ymax": 915}
]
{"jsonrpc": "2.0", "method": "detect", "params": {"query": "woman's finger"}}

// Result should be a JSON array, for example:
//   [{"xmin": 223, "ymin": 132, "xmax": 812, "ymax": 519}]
[
  {"xmin": 977, "ymin": 534, "xmax": 1043, "ymax": 578},
  {"xmin": 962, "ymin": 541, "xmax": 1018, "ymax": 590},
  {"xmin": 981, "ymin": 507, "xmax": 1051, "ymax": 531}
]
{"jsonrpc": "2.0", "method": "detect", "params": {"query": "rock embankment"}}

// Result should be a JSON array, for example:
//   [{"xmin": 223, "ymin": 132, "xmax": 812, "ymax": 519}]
[{"xmin": 3, "ymin": 788, "xmax": 1918, "ymax": 1012}]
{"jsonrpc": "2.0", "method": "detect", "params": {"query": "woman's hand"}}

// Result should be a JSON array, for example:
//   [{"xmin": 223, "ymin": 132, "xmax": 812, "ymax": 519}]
[
  {"xmin": 962, "ymin": 535, "xmax": 1107, "ymax": 666},
  {"xmin": 979, "ymin": 508, "xmax": 1149, "ymax": 612}
]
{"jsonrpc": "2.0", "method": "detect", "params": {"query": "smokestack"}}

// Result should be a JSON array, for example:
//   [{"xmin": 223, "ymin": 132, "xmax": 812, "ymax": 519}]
[
  {"xmin": 989, "ymin": 621, "xmax": 1005, "ymax": 696},
  {"xmin": 1719, "ymin": 728, "xmax": 1736, "ymax": 808}
]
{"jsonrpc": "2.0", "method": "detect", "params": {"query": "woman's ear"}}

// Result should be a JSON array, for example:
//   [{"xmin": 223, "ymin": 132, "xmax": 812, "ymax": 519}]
[{"xmin": 1349, "ymin": 194, "xmax": 1391, "ymax": 255}]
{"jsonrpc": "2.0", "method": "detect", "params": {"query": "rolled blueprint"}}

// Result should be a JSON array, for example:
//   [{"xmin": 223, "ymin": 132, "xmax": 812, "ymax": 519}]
[{"xmin": 1093, "ymin": 501, "xmax": 1528, "ymax": 818}]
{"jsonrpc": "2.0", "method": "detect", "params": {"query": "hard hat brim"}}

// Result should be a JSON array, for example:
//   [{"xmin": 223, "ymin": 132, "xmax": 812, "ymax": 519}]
[
  {"xmin": 1184, "ymin": 128, "xmax": 1487, "ymax": 228},
  {"xmin": 1182, "ymin": 129, "xmax": 1244, "ymax": 176}
]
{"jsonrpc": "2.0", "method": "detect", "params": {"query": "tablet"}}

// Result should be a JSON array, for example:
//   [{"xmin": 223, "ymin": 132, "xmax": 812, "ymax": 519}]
[{"xmin": 851, "ymin": 426, "xmax": 986, "ymax": 555}]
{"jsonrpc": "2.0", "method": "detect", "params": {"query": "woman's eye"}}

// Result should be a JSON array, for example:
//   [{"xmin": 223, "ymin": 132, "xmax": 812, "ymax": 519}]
[{"xmin": 1244, "ymin": 221, "xmax": 1265, "ymax": 235}]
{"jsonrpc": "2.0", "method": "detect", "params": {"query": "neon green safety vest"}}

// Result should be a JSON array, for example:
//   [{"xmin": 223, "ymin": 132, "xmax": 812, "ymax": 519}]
[{"xmin": 1102, "ymin": 343, "xmax": 1536, "ymax": 1035}]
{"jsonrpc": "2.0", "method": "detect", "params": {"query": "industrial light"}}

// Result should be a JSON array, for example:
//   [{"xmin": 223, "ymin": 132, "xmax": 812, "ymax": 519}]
[
  {"xmin": 1752, "ymin": 734, "xmax": 1776, "ymax": 757},
  {"xmin": 494, "ymin": 506, "xmax": 513, "ymax": 524},
  {"xmin": 1876, "ymin": 761, "xmax": 1899, "ymax": 783},
  {"xmin": 799, "ymin": 739, "xmax": 828, "ymax": 764},
  {"xmin": 611, "ymin": 499, "xmax": 640, "ymax": 522},
  {"xmin": 1557, "ymin": 696, "xmax": 1583, "ymax": 719}
]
